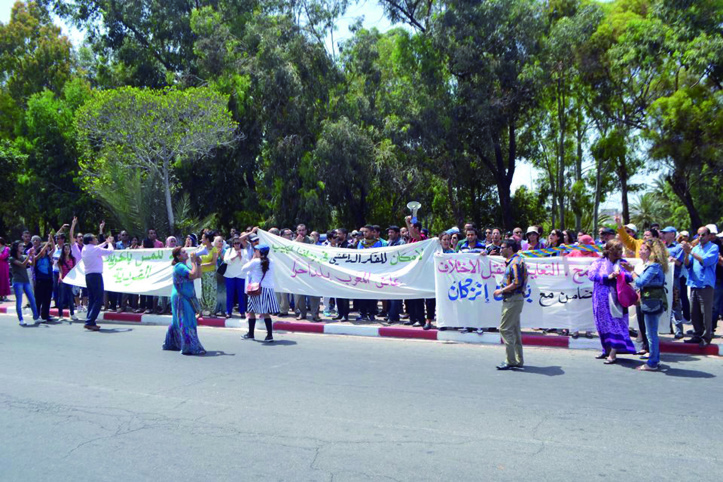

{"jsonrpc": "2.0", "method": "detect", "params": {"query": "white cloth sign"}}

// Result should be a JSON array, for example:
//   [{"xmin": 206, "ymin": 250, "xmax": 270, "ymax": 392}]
[
  {"xmin": 434, "ymin": 254, "xmax": 674, "ymax": 333},
  {"xmin": 257, "ymin": 230, "xmax": 439, "ymax": 299},
  {"xmin": 63, "ymin": 248, "xmax": 177, "ymax": 297}
]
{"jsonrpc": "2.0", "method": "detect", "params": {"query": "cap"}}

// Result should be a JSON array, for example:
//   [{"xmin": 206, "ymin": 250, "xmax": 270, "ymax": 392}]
[
  {"xmin": 446, "ymin": 227, "xmax": 460, "ymax": 235},
  {"xmin": 680, "ymin": 230, "xmax": 690, "ymax": 237},
  {"xmin": 706, "ymin": 223, "xmax": 718, "ymax": 234},
  {"xmin": 525, "ymin": 226, "xmax": 539, "ymax": 235},
  {"xmin": 625, "ymin": 223, "xmax": 637, "ymax": 233},
  {"xmin": 248, "ymin": 234, "xmax": 259, "ymax": 242},
  {"xmin": 661, "ymin": 226, "xmax": 677, "ymax": 233},
  {"xmin": 253, "ymin": 243, "xmax": 270, "ymax": 254},
  {"xmin": 601, "ymin": 227, "xmax": 616, "ymax": 236}
]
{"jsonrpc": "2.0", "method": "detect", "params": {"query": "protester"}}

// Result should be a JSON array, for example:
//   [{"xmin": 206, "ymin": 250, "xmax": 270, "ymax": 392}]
[
  {"xmin": 588, "ymin": 240, "xmax": 637, "ymax": 363},
  {"xmin": 294, "ymin": 224, "xmax": 321, "ymax": 321},
  {"xmin": 9, "ymin": 240, "xmax": 39, "ymax": 325},
  {"xmin": 148, "ymin": 228, "xmax": 164, "ymax": 248},
  {"xmin": 547, "ymin": 229, "xmax": 563, "ymax": 254},
  {"xmin": 223, "ymin": 234, "xmax": 252, "ymax": 318},
  {"xmin": 0, "ymin": 237, "xmax": 10, "ymax": 301},
  {"xmin": 682, "ymin": 226, "xmax": 719, "ymax": 347},
  {"xmin": 198, "ymin": 232, "xmax": 219, "ymax": 316},
  {"xmin": 660, "ymin": 227, "xmax": 685, "ymax": 338},
  {"xmin": 562, "ymin": 230, "xmax": 577, "ymax": 246},
  {"xmin": 629, "ymin": 239, "xmax": 669, "ymax": 371},
  {"xmin": 456, "ymin": 228, "xmax": 485, "ymax": 253},
  {"xmin": 57, "ymin": 243, "xmax": 78, "ymax": 322},
  {"xmin": 33, "ymin": 234, "xmax": 55, "ymax": 322},
  {"xmin": 78, "ymin": 231, "xmax": 115, "ymax": 331},
  {"xmin": 615, "ymin": 215, "xmax": 642, "ymax": 258},
  {"xmin": 241, "ymin": 244, "xmax": 279, "ymax": 342},
  {"xmin": 404, "ymin": 216, "xmax": 427, "ymax": 327},
  {"xmin": 494, "ymin": 238, "xmax": 528, "ymax": 370},
  {"xmin": 332, "ymin": 229, "xmax": 353, "ymax": 322},
  {"xmin": 163, "ymin": 247, "xmax": 206, "ymax": 355},
  {"xmin": 486, "ymin": 228, "xmax": 504, "ymax": 255},
  {"xmin": 522, "ymin": 226, "xmax": 544, "ymax": 251},
  {"xmin": 566, "ymin": 235, "xmax": 599, "ymax": 258}
]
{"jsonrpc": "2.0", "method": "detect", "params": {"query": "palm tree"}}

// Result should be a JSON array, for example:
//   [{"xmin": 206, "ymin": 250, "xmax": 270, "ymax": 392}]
[{"xmin": 631, "ymin": 192, "xmax": 665, "ymax": 229}]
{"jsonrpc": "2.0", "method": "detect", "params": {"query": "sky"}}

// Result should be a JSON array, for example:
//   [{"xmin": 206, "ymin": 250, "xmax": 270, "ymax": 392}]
[{"xmin": 0, "ymin": 0, "xmax": 630, "ymax": 210}]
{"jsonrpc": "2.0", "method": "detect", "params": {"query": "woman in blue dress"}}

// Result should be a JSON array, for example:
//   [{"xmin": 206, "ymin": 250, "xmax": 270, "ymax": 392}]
[{"xmin": 163, "ymin": 247, "xmax": 206, "ymax": 355}]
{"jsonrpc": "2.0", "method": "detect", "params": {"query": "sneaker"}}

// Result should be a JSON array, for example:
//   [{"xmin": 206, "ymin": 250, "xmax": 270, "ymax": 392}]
[
  {"xmin": 674, "ymin": 333, "xmax": 684, "ymax": 339},
  {"xmin": 412, "ymin": 321, "xmax": 423, "ymax": 327},
  {"xmin": 264, "ymin": 335, "xmax": 274, "ymax": 343},
  {"xmin": 19, "ymin": 321, "xmax": 27, "ymax": 326},
  {"xmin": 423, "ymin": 322, "xmax": 434, "ymax": 331},
  {"xmin": 242, "ymin": 333, "xmax": 254, "ymax": 340},
  {"xmin": 71, "ymin": 314, "xmax": 79, "ymax": 321},
  {"xmin": 356, "ymin": 315, "xmax": 369, "ymax": 322}
]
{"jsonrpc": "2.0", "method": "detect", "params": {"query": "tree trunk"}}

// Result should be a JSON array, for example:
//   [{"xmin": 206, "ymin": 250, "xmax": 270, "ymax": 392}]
[
  {"xmin": 162, "ymin": 166, "xmax": 175, "ymax": 234},
  {"xmin": 593, "ymin": 155, "xmax": 604, "ymax": 238},
  {"xmin": 557, "ymin": 76, "xmax": 566, "ymax": 230},
  {"xmin": 668, "ymin": 171, "xmax": 702, "ymax": 230},
  {"xmin": 574, "ymin": 105, "xmax": 584, "ymax": 232},
  {"xmin": 618, "ymin": 158, "xmax": 630, "ymax": 223}
]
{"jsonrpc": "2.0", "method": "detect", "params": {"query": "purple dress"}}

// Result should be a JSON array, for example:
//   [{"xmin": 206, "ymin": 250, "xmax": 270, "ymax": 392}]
[{"xmin": 588, "ymin": 257, "xmax": 636, "ymax": 354}]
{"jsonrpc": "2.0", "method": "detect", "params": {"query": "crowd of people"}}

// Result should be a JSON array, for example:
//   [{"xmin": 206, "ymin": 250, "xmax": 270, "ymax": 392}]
[{"xmin": 1, "ymin": 212, "xmax": 722, "ymax": 368}]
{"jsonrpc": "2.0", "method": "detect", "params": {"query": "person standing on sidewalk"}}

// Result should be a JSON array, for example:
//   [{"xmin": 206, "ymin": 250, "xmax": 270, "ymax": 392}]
[
  {"xmin": 494, "ymin": 238, "xmax": 528, "ymax": 370},
  {"xmin": 79, "ymin": 232, "xmax": 114, "ymax": 331},
  {"xmin": 682, "ymin": 226, "xmax": 719, "ymax": 347}
]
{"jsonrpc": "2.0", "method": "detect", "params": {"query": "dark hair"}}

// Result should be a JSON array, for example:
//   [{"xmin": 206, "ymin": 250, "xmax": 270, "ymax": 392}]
[
  {"xmin": 649, "ymin": 228, "xmax": 659, "ymax": 238},
  {"xmin": 548, "ymin": 229, "xmax": 563, "ymax": 248},
  {"xmin": 260, "ymin": 251, "xmax": 270, "ymax": 274},
  {"xmin": 503, "ymin": 238, "xmax": 520, "ymax": 253},
  {"xmin": 602, "ymin": 240, "xmax": 623, "ymax": 259},
  {"xmin": 363, "ymin": 224, "xmax": 374, "ymax": 230},
  {"xmin": 336, "ymin": 228, "xmax": 348, "ymax": 235},
  {"xmin": 59, "ymin": 243, "xmax": 75, "ymax": 268},
  {"xmin": 465, "ymin": 227, "xmax": 478, "ymax": 236},
  {"xmin": 171, "ymin": 246, "xmax": 184, "ymax": 265},
  {"xmin": 83, "ymin": 233, "xmax": 95, "ymax": 245},
  {"xmin": 563, "ymin": 230, "xmax": 577, "ymax": 245},
  {"xmin": 56, "ymin": 233, "xmax": 66, "ymax": 241},
  {"xmin": 10, "ymin": 240, "xmax": 23, "ymax": 258},
  {"xmin": 413, "ymin": 221, "xmax": 422, "ymax": 230},
  {"xmin": 147, "ymin": 228, "xmax": 156, "ymax": 234}
]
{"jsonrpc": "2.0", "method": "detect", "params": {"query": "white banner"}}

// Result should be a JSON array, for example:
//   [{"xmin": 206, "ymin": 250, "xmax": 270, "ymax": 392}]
[
  {"xmin": 434, "ymin": 254, "xmax": 674, "ymax": 332},
  {"xmin": 257, "ymin": 230, "xmax": 439, "ymax": 299},
  {"xmin": 64, "ymin": 248, "xmax": 178, "ymax": 296}
]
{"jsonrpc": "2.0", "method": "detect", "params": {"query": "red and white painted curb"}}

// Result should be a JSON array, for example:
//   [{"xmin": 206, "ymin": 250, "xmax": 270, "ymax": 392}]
[{"xmin": 1, "ymin": 304, "xmax": 720, "ymax": 356}]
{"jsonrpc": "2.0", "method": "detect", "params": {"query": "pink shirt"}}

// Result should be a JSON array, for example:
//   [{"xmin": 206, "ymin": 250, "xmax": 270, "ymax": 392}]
[
  {"xmin": 81, "ymin": 243, "xmax": 114, "ymax": 274},
  {"xmin": 153, "ymin": 239, "xmax": 164, "ymax": 248}
]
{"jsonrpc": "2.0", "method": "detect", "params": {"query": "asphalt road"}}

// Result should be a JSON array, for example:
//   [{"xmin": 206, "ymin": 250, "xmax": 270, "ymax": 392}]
[{"xmin": 0, "ymin": 321, "xmax": 721, "ymax": 481}]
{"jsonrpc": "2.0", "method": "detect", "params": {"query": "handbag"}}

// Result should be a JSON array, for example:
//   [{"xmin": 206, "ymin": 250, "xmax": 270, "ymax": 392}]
[
  {"xmin": 616, "ymin": 272, "xmax": 638, "ymax": 308},
  {"xmin": 640, "ymin": 285, "xmax": 667, "ymax": 314},
  {"xmin": 216, "ymin": 262, "xmax": 228, "ymax": 276},
  {"xmin": 246, "ymin": 271, "xmax": 266, "ymax": 296}
]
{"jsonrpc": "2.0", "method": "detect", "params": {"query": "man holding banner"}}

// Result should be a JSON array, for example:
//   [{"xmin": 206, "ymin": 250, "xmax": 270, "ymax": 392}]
[{"xmin": 494, "ymin": 239, "xmax": 528, "ymax": 370}]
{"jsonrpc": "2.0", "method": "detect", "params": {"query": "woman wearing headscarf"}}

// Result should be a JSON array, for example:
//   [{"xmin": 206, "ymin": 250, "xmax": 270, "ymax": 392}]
[{"xmin": 587, "ymin": 240, "xmax": 637, "ymax": 364}]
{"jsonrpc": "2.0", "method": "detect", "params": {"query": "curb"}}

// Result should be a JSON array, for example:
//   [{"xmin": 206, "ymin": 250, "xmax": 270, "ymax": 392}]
[{"xmin": 1, "ymin": 304, "xmax": 720, "ymax": 356}]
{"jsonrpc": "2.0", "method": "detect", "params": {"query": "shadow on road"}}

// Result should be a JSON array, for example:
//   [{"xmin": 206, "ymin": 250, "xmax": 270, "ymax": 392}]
[
  {"xmin": 660, "ymin": 366, "xmax": 716, "ymax": 379},
  {"xmin": 516, "ymin": 365, "xmax": 564, "ymax": 376},
  {"xmin": 98, "ymin": 328, "xmax": 134, "ymax": 333},
  {"xmin": 201, "ymin": 351, "xmax": 235, "ymax": 357},
  {"xmin": 261, "ymin": 340, "xmax": 297, "ymax": 347}
]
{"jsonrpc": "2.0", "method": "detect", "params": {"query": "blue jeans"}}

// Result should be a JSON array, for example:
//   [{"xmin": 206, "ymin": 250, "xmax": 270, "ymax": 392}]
[
  {"xmin": 85, "ymin": 273, "xmax": 104, "ymax": 326},
  {"xmin": 225, "ymin": 277, "xmax": 246, "ymax": 315},
  {"xmin": 58, "ymin": 281, "xmax": 75, "ymax": 317},
  {"xmin": 644, "ymin": 310, "xmax": 661, "ymax": 367},
  {"xmin": 13, "ymin": 282, "xmax": 38, "ymax": 322}
]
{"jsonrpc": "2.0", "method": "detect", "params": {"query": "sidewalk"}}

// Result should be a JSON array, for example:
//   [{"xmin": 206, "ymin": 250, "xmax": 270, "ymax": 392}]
[{"xmin": 1, "ymin": 302, "xmax": 720, "ymax": 356}]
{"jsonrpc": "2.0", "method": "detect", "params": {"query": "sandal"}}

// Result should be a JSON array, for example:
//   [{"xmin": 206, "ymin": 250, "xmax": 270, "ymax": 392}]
[
  {"xmin": 571, "ymin": 331, "xmax": 579, "ymax": 339},
  {"xmin": 639, "ymin": 354, "xmax": 650, "ymax": 360},
  {"xmin": 585, "ymin": 331, "xmax": 593, "ymax": 339},
  {"xmin": 594, "ymin": 353, "xmax": 609, "ymax": 359},
  {"xmin": 637, "ymin": 364, "xmax": 658, "ymax": 371},
  {"xmin": 603, "ymin": 357, "xmax": 617, "ymax": 364}
]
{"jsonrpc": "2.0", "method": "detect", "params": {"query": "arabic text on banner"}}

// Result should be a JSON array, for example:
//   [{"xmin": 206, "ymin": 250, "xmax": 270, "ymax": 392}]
[
  {"xmin": 434, "ymin": 253, "xmax": 674, "ymax": 332},
  {"xmin": 257, "ymin": 230, "xmax": 440, "ymax": 299}
]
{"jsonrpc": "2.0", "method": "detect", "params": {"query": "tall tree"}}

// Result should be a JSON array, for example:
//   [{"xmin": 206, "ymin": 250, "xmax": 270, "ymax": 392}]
[{"xmin": 75, "ymin": 86, "xmax": 238, "ymax": 233}]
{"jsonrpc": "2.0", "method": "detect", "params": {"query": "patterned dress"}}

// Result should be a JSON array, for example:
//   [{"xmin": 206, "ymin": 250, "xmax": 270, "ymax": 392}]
[
  {"xmin": 588, "ymin": 257, "xmax": 636, "ymax": 354},
  {"xmin": 163, "ymin": 263, "xmax": 206, "ymax": 355}
]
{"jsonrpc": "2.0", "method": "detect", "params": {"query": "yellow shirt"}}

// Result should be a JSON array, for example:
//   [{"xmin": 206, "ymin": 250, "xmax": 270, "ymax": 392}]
[
  {"xmin": 617, "ymin": 227, "xmax": 643, "ymax": 258},
  {"xmin": 201, "ymin": 246, "xmax": 219, "ymax": 273}
]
